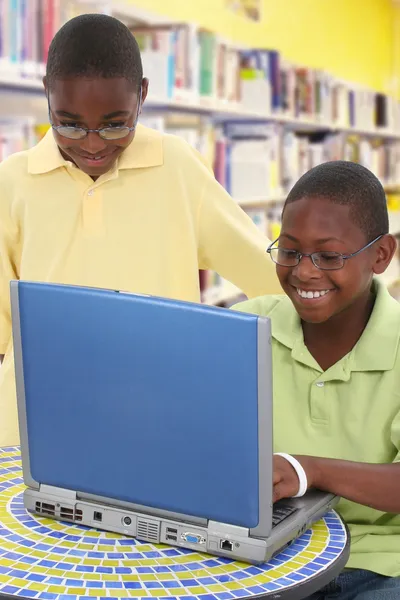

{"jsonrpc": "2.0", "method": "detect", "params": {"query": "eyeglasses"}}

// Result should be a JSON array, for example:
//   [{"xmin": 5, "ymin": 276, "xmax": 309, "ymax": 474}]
[
  {"xmin": 47, "ymin": 88, "xmax": 142, "ymax": 141},
  {"xmin": 267, "ymin": 234, "xmax": 384, "ymax": 271}
]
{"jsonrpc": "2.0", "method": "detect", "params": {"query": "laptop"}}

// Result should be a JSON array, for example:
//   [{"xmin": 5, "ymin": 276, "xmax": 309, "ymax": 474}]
[{"xmin": 11, "ymin": 280, "xmax": 338, "ymax": 565}]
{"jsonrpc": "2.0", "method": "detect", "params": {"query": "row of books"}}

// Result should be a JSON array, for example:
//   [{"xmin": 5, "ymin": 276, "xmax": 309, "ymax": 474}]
[
  {"xmin": 1, "ymin": 117, "xmax": 399, "ymax": 303},
  {"xmin": 0, "ymin": 3, "xmax": 399, "ymax": 134},
  {"xmin": 140, "ymin": 115, "xmax": 400, "ymax": 201},
  {"xmin": 0, "ymin": 0, "xmax": 97, "ymax": 77},
  {"xmin": 132, "ymin": 23, "xmax": 400, "ymax": 132}
]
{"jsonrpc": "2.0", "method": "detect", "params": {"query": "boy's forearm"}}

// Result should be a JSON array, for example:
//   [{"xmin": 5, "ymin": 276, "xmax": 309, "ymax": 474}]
[{"xmin": 299, "ymin": 455, "xmax": 400, "ymax": 514}]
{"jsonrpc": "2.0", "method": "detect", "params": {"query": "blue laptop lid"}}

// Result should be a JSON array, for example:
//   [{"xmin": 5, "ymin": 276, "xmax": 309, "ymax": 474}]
[{"xmin": 13, "ymin": 282, "xmax": 267, "ymax": 529}]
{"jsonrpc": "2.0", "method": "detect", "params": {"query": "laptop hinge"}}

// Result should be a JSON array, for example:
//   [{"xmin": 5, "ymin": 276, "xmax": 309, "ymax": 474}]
[
  {"xmin": 39, "ymin": 485, "xmax": 77, "ymax": 500},
  {"xmin": 208, "ymin": 521, "xmax": 249, "ymax": 537}
]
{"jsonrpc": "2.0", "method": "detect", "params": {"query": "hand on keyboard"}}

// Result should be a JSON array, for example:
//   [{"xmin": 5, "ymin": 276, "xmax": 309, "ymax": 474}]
[{"xmin": 273, "ymin": 454, "xmax": 315, "ymax": 502}]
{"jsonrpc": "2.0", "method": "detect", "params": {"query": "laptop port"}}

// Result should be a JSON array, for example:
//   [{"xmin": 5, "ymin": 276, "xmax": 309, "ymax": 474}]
[
  {"xmin": 93, "ymin": 511, "xmax": 102, "ymax": 522},
  {"xmin": 166, "ymin": 527, "xmax": 178, "ymax": 535},
  {"xmin": 166, "ymin": 534, "xmax": 177, "ymax": 542},
  {"xmin": 220, "ymin": 540, "xmax": 233, "ymax": 551}
]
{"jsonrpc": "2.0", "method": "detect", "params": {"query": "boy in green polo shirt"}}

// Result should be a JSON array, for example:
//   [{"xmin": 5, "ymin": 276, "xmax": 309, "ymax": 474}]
[{"xmin": 234, "ymin": 161, "xmax": 400, "ymax": 598}]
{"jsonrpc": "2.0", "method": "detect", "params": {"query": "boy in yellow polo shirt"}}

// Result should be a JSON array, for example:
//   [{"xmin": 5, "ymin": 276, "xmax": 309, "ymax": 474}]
[
  {"xmin": 234, "ymin": 161, "xmax": 400, "ymax": 597},
  {"xmin": 0, "ymin": 14, "xmax": 280, "ymax": 446}
]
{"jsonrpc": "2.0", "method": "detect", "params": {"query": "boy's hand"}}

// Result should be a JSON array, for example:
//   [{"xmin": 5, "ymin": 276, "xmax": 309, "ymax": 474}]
[{"xmin": 273, "ymin": 455, "xmax": 318, "ymax": 502}]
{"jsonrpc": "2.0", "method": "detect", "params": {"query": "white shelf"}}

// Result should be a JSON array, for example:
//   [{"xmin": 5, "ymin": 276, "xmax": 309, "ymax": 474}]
[
  {"xmin": 0, "ymin": 73, "xmax": 400, "ymax": 138},
  {"xmin": 202, "ymin": 282, "xmax": 243, "ymax": 306}
]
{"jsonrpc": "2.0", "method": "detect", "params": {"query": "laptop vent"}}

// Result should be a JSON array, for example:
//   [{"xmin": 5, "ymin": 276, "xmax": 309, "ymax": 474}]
[
  {"xmin": 137, "ymin": 518, "xmax": 160, "ymax": 543},
  {"xmin": 35, "ymin": 501, "xmax": 82, "ymax": 522}
]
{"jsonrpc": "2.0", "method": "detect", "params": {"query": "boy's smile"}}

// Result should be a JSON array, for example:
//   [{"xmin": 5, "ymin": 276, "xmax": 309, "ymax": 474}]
[
  {"xmin": 44, "ymin": 77, "xmax": 148, "ymax": 178},
  {"xmin": 276, "ymin": 196, "xmax": 392, "ymax": 325}
]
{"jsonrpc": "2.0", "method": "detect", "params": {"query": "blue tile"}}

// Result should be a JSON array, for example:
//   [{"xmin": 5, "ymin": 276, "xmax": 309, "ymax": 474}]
[
  {"xmin": 199, "ymin": 595, "xmax": 218, "ymax": 600},
  {"xmin": 215, "ymin": 594, "xmax": 233, "ymax": 600},
  {"xmin": 87, "ymin": 582, "xmax": 103, "ymax": 588},
  {"xmin": 96, "ymin": 567, "xmax": 113, "ymax": 574},
  {"xmin": 19, "ymin": 557, "xmax": 37, "ymax": 565},
  {"xmin": 182, "ymin": 580, "xmax": 200, "ymax": 587},
  {"xmin": 247, "ymin": 586, "xmax": 265, "ymax": 594},
  {"xmin": 1, "ymin": 586, "xmax": 20, "ymax": 595},
  {"xmin": 162, "ymin": 549, "xmax": 181, "ymax": 557},
  {"xmin": 144, "ymin": 582, "xmax": 163, "ymax": 589},
  {"xmin": 105, "ymin": 582, "xmax": 123, "ymax": 589},
  {"xmin": 261, "ymin": 583, "xmax": 281, "ymax": 591},
  {"xmin": 136, "ymin": 567, "xmax": 154, "ymax": 574},
  {"xmin": 17, "ymin": 590, "xmax": 38, "ymax": 598},
  {"xmin": 198, "ymin": 579, "xmax": 216, "ymax": 586},
  {"xmin": 162, "ymin": 581, "xmax": 181, "ymax": 588},
  {"xmin": 153, "ymin": 567, "xmax": 171, "ymax": 574},
  {"xmin": 232, "ymin": 590, "xmax": 248, "ymax": 598},
  {"xmin": 0, "ymin": 566, "xmax": 10, "ymax": 574},
  {"xmin": 123, "ymin": 582, "xmax": 142, "ymax": 589},
  {"xmin": 106, "ymin": 553, "xmax": 124, "ymax": 559},
  {"xmin": 143, "ymin": 551, "xmax": 162, "ymax": 558},
  {"xmin": 27, "ymin": 575, "xmax": 47, "ymax": 583},
  {"xmin": 203, "ymin": 560, "xmax": 220, "ymax": 568},
  {"xmin": 243, "ymin": 567, "xmax": 262, "ymax": 576},
  {"xmin": 115, "ymin": 568, "xmax": 132, "ymax": 574},
  {"xmin": 76, "ymin": 566, "xmax": 94, "ymax": 573},
  {"xmin": 65, "ymin": 580, "xmax": 84, "ymax": 587},
  {"xmin": 46, "ymin": 577, "xmax": 64, "ymax": 585},
  {"xmin": 8, "ymin": 570, "xmax": 27, "ymax": 578}
]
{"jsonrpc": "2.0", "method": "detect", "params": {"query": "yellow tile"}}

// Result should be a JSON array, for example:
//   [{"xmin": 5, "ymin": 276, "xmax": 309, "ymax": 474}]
[
  {"xmin": 224, "ymin": 583, "xmax": 243, "ymax": 591},
  {"xmin": 205, "ymin": 584, "xmax": 226, "ymax": 592},
  {"xmin": 109, "ymin": 591, "xmax": 129, "ymax": 597},
  {"xmin": 176, "ymin": 573, "xmax": 195, "ymax": 580},
  {"xmin": 103, "ymin": 560, "xmax": 120, "ymax": 567},
  {"xmin": 64, "ymin": 557, "xmax": 81, "ymax": 565},
  {"xmin": 48, "ymin": 586, "xmax": 67, "ymax": 594},
  {"xmin": 188, "ymin": 588, "xmax": 207, "ymax": 595},
  {"xmin": 0, "ymin": 560, "xmax": 16, "ymax": 568},
  {"xmin": 45, "ymin": 569, "xmax": 63, "ymax": 577},
  {"xmin": 98, "ymin": 545, "xmax": 115, "ymax": 552},
  {"xmin": 29, "ymin": 566, "xmax": 47, "ymax": 574},
  {"xmin": 121, "ymin": 576, "xmax": 140, "ymax": 582},
  {"xmin": 291, "ymin": 556, "xmax": 308, "ymax": 565},
  {"xmin": 148, "ymin": 590, "xmax": 168, "ymax": 597},
  {"xmin": 89, "ymin": 590, "xmax": 108, "ymax": 597},
  {"xmin": 137, "ymin": 574, "xmax": 157, "ymax": 582},
  {"xmin": 28, "ymin": 584, "xmax": 48, "ymax": 593},
  {"xmin": 101, "ymin": 575, "xmax": 117, "ymax": 581},
  {"xmin": 84, "ymin": 574, "xmax": 102, "ymax": 581},
  {"xmin": 66, "ymin": 589, "xmax": 86, "ymax": 595},
  {"xmin": 60, "ymin": 542, "xmax": 75, "ymax": 548},
  {"xmin": 85, "ymin": 559, "xmax": 101, "ymax": 566},
  {"xmin": 251, "ymin": 576, "xmax": 272, "ymax": 585},
  {"xmin": 63, "ymin": 572, "xmax": 80, "ymax": 579},
  {"xmin": 0, "ymin": 575, "xmax": 10, "ymax": 583},
  {"xmin": 154, "ymin": 573, "xmax": 174, "ymax": 581},
  {"xmin": 302, "ymin": 551, "xmax": 318, "ymax": 559},
  {"xmin": 173, "ymin": 589, "xmax": 192, "ymax": 597}
]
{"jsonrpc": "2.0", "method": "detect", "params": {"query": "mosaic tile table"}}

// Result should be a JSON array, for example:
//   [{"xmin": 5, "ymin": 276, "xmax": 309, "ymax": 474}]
[{"xmin": 0, "ymin": 448, "xmax": 349, "ymax": 600}]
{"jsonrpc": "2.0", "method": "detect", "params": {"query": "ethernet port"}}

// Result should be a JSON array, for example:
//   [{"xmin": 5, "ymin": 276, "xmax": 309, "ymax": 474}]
[
  {"xmin": 93, "ymin": 511, "xmax": 103, "ymax": 522},
  {"xmin": 220, "ymin": 540, "xmax": 233, "ymax": 551}
]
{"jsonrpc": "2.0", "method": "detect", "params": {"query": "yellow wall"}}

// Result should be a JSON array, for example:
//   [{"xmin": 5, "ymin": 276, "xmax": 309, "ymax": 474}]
[{"xmin": 125, "ymin": 0, "xmax": 396, "ymax": 94}]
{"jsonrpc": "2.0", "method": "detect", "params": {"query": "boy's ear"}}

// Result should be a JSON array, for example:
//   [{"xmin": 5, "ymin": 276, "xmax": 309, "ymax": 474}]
[{"xmin": 372, "ymin": 234, "xmax": 398, "ymax": 275}]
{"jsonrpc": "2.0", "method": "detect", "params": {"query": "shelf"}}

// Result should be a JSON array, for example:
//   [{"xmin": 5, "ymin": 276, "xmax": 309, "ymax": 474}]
[
  {"xmin": 202, "ymin": 282, "xmax": 243, "ymax": 306},
  {"xmin": 0, "ymin": 72, "xmax": 399, "ymax": 138}
]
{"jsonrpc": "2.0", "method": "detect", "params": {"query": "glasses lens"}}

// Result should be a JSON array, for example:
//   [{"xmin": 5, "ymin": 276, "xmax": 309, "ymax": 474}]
[
  {"xmin": 56, "ymin": 126, "xmax": 86, "ymax": 140},
  {"xmin": 270, "ymin": 248, "xmax": 299, "ymax": 266},
  {"xmin": 100, "ymin": 127, "xmax": 131, "ymax": 140},
  {"xmin": 313, "ymin": 252, "xmax": 344, "ymax": 270}
]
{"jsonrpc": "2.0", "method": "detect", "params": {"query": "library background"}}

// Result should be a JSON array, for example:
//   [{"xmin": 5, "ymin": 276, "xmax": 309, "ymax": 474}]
[{"xmin": 1, "ymin": 0, "xmax": 400, "ymax": 305}]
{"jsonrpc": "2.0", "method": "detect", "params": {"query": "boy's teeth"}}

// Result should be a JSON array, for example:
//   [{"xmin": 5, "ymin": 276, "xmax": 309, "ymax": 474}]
[{"xmin": 297, "ymin": 289, "xmax": 330, "ymax": 299}]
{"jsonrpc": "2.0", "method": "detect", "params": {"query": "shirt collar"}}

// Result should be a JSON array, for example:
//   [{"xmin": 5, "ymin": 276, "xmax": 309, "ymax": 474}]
[
  {"xmin": 269, "ymin": 279, "xmax": 400, "ymax": 373},
  {"xmin": 28, "ymin": 124, "xmax": 164, "ymax": 175}
]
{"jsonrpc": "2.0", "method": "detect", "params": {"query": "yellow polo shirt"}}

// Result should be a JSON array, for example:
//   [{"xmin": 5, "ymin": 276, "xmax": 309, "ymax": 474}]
[
  {"xmin": 233, "ymin": 280, "xmax": 400, "ymax": 577},
  {"xmin": 0, "ymin": 124, "xmax": 280, "ymax": 447}
]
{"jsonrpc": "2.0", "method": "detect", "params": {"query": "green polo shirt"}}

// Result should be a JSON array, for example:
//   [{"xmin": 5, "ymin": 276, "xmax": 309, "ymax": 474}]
[{"xmin": 233, "ymin": 279, "xmax": 400, "ymax": 577}]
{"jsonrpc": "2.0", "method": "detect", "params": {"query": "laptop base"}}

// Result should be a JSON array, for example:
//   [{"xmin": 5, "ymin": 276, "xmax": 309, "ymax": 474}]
[{"xmin": 25, "ymin": 487, "xmax": 338, "ymax": 565}]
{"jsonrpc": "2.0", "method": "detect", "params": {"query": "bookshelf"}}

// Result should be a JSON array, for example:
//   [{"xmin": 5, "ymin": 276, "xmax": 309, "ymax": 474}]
[{"xmin": 0, "ymin": 0, "xmax": 400, "ymax": 304}]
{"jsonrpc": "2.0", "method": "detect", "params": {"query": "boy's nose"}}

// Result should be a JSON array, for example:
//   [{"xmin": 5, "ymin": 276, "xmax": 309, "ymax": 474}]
[
  {"xmin": 292, "ymin": 255, "xmax": 322, "ymax": 281},
  {"xmin": 79, "ymin": 132, "xmax": 108, "ymax": 155}
]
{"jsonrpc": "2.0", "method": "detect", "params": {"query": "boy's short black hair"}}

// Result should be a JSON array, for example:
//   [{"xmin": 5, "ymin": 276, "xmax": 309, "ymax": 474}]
[
  {"xmin": 284, "ymin": 160, "xmax": 389, "ymax": 240},
  {"xmin": 46, "ymin": 13, "xmax": 143, "ymax": 91}
]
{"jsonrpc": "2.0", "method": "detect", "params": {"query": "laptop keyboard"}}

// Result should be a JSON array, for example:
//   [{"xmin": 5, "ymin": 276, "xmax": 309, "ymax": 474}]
[{"xmin": 272, "ymin": 503, "xmax": 298, "ymax": 528}]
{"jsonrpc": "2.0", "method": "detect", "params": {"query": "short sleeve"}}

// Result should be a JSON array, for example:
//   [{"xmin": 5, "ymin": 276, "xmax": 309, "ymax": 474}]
[
  {"xmin": 198, "ymin": 175, "xmax": 282, "ymax": 297},
  {"xmin": 0, "ymin": 186, "xmax": 21, "ymax": 354}
]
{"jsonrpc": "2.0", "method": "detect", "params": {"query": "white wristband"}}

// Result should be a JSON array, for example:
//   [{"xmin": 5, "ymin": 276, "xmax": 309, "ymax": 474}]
[{"xmin": 274, "ymin": 453, "xmax": 308, "ymax": 498}]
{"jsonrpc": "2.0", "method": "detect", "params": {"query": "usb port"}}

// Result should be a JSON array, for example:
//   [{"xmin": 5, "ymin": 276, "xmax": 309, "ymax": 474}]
[
  {"xmin": 166, "ymin": 534, "xmax": 177, "ymax": 542},
  {"xmin": 167, "ymin": 527, "xmax": 178, "ymax": 534}
]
